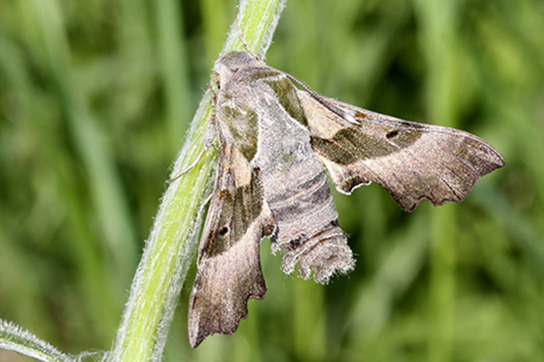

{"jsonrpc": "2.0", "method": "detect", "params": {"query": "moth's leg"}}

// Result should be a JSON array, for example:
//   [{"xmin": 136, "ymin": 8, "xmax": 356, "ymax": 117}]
[
  {"xmin": 200, "ymin": 190, "xmax": 213, "ymax": 209},
  {"xmin": 167, "ymin": 111, "xmax": 218, "ymax": 184},
  {"xmin": 193, "ymin": 189, "xmax": 214, "ymax": 231},
  {"xmin": 167, "ymin": 148, "xmax": 206, "ymax": 184}
]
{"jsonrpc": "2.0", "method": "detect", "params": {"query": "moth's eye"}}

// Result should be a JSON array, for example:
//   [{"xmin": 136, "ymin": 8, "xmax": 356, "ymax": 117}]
[{"xmin": 231, "ymin": 67, "xmax": 239, "ymax": 73}]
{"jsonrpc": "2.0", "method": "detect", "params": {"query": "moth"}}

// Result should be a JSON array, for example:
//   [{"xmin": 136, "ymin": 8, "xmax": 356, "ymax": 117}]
[{"xmin": 187, "ymin": 51, "xmax": 504, "ymax": 347}]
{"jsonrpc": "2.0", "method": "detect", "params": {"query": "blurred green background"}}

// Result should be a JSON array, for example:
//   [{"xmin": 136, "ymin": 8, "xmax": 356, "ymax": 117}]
[{"xmin": 1, "ymin": 0, "xmax": 543, "ymax": 361}]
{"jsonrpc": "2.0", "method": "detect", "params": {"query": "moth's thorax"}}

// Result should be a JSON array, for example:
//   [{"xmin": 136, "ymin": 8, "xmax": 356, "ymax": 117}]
[{"xmin": 213, "ymin": 51, "xmax": 276, "ymax": 90}]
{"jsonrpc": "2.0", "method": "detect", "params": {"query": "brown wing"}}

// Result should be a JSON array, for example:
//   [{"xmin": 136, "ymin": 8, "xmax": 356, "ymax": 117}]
[
  {"xmin": 188, "ymin": 144, "xmax": 274, "ymax": 348},
  {"xmin": 297, "ymin": 89, "xmax": 505, "ymax": 211}
]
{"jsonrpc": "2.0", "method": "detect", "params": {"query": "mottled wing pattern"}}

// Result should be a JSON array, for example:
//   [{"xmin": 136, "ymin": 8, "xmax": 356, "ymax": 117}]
[
  {"xmin": 297, "ymin": 90, "xmax": 505, "ymax": 211},
  {"xmin": 188, "ymin": 141, "xmax": 273, "ymax": 348},
  {"xmin": 187, "ymin": 50, "xmax": 505, "ymax": 348}
]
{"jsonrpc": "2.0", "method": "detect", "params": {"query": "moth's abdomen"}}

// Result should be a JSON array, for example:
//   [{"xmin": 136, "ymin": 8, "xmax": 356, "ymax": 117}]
[
  {"xmin": 277, "ymin": 217, "xmax": 355, "ymax": 284},
  {"xmin": 266, "ymin": 169, "xmax": 355, "ymax": 284}
]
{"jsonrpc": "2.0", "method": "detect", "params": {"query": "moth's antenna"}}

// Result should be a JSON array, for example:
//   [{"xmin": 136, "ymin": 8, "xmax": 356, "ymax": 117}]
[
  {"xmin": 167, "ymin": 83, "xmax": 217, "ymax": 184},
  {"xmin": 236, "ymin": 11, "xmax": 263, "ymax": 63},
  {"xmin": 166, "ymin": 146, "xmax": 207, "ymax": 184}
]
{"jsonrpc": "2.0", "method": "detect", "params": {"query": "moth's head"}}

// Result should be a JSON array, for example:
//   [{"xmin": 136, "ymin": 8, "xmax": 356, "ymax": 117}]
[{"xmin": 212, "ymin": 51, "xmax": 259, "ymax": 89}]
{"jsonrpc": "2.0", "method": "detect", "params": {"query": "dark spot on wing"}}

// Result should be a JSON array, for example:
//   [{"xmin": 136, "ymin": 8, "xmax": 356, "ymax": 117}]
[
  {"xmin": 312, "ymin": 126, "xmax": 422, "ymax": 164},
  {"xmin": 386, "ymin": 130, "xmax": 399, "ymax": 139}
]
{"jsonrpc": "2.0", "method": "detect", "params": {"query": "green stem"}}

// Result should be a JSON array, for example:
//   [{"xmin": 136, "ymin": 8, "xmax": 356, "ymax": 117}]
[
  {"xmin": 0, "ymin": 319, "xmax": 73, "ymax": 362},
  {"xmin": 110, "ymin": 1, "xmax": 286, "ymax": 361}
]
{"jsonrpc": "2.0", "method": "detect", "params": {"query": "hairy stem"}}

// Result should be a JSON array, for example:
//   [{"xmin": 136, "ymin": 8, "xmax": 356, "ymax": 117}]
[{"xmin": 109, "ymin": 0, "xmax": 287, "ymax": 361}]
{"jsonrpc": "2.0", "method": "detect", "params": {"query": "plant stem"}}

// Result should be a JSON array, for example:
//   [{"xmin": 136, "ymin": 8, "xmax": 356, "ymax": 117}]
[{"xmin": 109, "ymin": 1, "xmax": 286, "ymax": 361}]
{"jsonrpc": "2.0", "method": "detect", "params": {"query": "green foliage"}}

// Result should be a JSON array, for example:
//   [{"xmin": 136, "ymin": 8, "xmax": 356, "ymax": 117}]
[{"xmin": 0, "ymin": 0, "xmax": 542, "ymax": 361}]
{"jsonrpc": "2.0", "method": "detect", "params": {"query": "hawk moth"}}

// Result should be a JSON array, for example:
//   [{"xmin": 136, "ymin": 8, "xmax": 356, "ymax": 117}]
[{"xmin": 187, "ymin": 51, "xmax": 504, "ymax": 347}]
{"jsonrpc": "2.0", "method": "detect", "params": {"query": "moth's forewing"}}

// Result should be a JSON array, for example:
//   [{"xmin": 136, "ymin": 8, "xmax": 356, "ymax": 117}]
[
  {"xmin": 187, "ymin": 131, "xmax": 272, "ymax": 348},
  {"xmin": 296, "ymin": 90, "xmax": 505, "ymax": 211}
]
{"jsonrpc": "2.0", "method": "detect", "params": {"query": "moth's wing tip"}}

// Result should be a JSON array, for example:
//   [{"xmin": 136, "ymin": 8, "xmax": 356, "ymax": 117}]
[
  {"xmin": 490, "ymin": 153, "xmax": 505, "ymax": 172},
  {"xmin": 187, "ymin": 306, "xmax": 239, "ymax": 349},
  {"xmin": 475, "ymin": 144, "xmax": 505, "ymax": 175},
  {"xmin": 188, "ymin": 332, "xmax": 204, "ymax": 349},
  {"xmin": 187, "ymin": 312, "xmax": 205, "ymax": 348},
  {"xmin": 395, "ymin": 150, "xmax": 505, "ymax": 213},
  {"xmin": 187, "ymin": 276, "xmax": 267, "ymax": 348},
  {"xmin": 188, "ymin": 319, "xmax": 240, "ymax": 349},
  {"xmin": 493, "ymin": 152, "xmax": 506, "ymax": 169},
  {"xmin": 187, "ymin": 296, "xmax": 208, "ymax": 348},
  {"xmin": 479, "ymin": 137, "xmax": 506, "ymax": 169}
]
